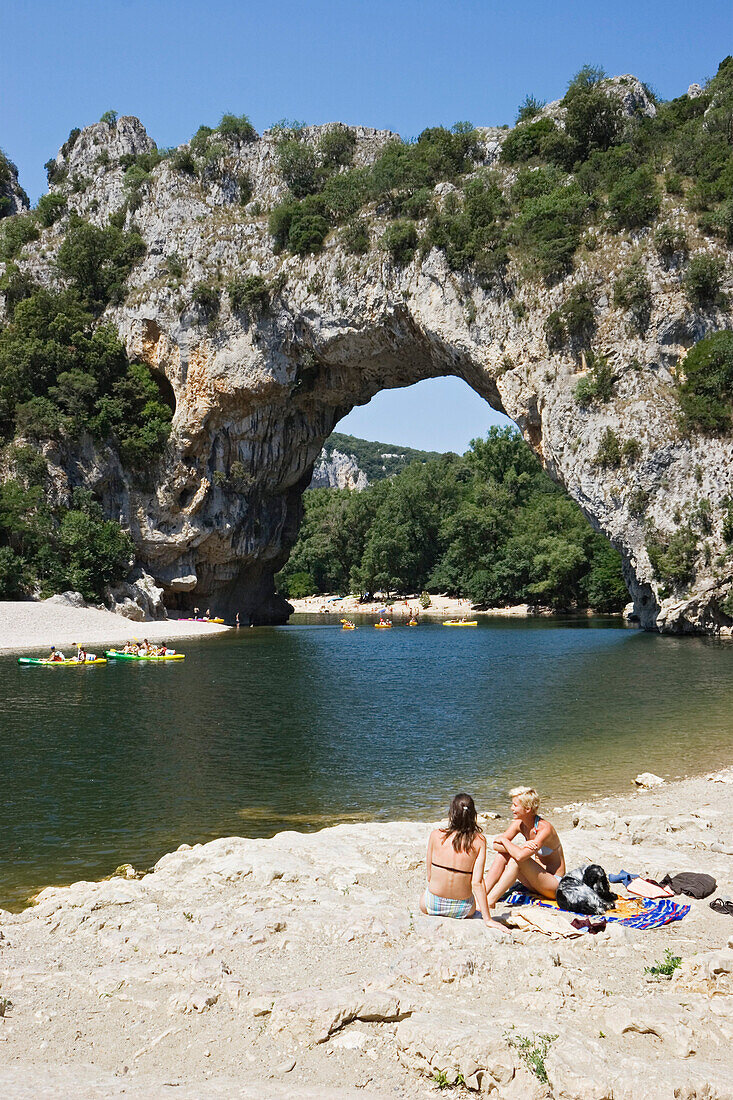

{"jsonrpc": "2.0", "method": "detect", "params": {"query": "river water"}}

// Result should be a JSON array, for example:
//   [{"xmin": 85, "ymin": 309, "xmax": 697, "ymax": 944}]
[{"xmin": 2, "ymin": 615, "xmax": 732, "ymax": 909}]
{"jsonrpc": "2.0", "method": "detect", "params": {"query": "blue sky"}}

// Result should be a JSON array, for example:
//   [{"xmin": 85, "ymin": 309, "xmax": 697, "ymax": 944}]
[{"xmin": 2, "ymin": 0, "xmax": 730, "ymax": 452}]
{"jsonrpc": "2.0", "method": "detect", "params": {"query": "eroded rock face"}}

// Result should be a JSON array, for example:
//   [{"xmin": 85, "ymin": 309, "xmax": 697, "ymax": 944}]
[
  {"xmin": 3, "ymin": 79, "xmax": 733, "ymax": 628},
  {"xmin": 310, "ymin": 449, "xmax": 368, "ymax": 491}
]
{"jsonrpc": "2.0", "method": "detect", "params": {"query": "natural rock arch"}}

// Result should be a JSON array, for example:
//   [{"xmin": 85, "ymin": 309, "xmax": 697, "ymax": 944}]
[{"xmin": 4, "ymin": 86, "xmax": 733, "ymax": 631}]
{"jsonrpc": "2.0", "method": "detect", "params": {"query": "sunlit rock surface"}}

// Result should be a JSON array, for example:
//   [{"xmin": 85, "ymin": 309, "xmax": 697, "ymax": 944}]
[{"xmin": 2, "ymin": 76, "xmax": 732, "ymax": 628}]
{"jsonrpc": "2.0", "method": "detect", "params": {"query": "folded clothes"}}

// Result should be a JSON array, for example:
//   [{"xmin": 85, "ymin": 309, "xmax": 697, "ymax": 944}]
[
  {"xmin": 571, "ymin": 916, "xmax": 607, "ymax": 934},
  {"xmin": 660, "ymin": 872, "xmax": 716, "ymax": 899}
]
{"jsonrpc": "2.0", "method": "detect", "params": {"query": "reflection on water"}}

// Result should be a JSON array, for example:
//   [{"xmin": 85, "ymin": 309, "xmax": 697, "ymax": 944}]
[{"xmin": 1, "ymin": 615, "xmax": 731, "ymax": 908}]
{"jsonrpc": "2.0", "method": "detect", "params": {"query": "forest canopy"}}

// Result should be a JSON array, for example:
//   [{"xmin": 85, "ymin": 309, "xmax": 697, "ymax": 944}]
[{"xmin": 277, "ymin": 427, "xmax": 627, "ymax": 612}]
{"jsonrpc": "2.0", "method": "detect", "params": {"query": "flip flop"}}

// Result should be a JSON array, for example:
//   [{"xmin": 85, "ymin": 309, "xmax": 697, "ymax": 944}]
[{"xmin": 709, "ymin": 897, "xmax": 733, "ymax": 916}]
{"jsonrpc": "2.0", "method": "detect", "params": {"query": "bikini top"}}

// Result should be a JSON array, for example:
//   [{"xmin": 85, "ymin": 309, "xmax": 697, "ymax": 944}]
[
  {"xmin": 528, "ymin": 815, "xmax": 560, "ymax": 858},
  {"xmin": 430, "ymin": 860, "xmax": 473, "ymax": 875}
]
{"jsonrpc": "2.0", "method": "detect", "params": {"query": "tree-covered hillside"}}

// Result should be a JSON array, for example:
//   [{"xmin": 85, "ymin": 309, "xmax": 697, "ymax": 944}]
[
  {"xmin": 322, "ymin": 432, "xmax": 442, "ymax": 482},
  {"xmin": 278, "ymin": 427, "xmax": 627, "ymax": 610}
]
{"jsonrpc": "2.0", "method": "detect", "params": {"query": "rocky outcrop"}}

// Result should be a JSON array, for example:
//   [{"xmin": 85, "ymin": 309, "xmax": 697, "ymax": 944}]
[
  {"xmin": 0, "ymin": 149, "xmax": 29, "ymax": 218},
  {"xmin": 309, "ymin": 448, "xmax": 368, "ymax": 490},
  {"xmin": 2, "ymin": 75, "xmax": 733, "ymax": 628}
]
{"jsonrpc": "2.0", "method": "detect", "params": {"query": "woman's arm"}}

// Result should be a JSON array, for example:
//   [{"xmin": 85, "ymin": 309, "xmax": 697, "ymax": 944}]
[
  {"xmin": 494, "ymin": 835, "xmax": 536, "ymax": 864},
  {"xmin": 425, "ymin": 830, "xmax": 435, "ymax": 882},
  {"xmin": 471, "ymin": 839, "xmax": 493, "ymax": 922}
]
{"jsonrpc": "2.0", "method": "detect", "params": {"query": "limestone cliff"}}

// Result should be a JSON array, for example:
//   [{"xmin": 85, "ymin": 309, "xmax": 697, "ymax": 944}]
[
  {"xmin": 2, "ymin": 72, "xmax": 733, "ymax": 630},
  {"xmin": 309, "ymin": 448, "xmax": 368, "ymax": 491}
]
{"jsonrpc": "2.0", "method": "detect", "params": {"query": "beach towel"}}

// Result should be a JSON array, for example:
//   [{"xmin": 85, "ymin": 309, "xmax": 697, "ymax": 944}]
[{"xmin": 504, "ymin": 889, "xmax": 690, "ymax": 929}]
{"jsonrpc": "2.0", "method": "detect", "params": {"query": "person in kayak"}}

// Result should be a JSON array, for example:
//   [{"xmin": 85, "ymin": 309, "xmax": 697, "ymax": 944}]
[
  {"xmin": 49, "ymin": 646, "xmax": 65, "ymax": 662},
  {"xmin": 420, "ymin": 793, "xmax": 506, "ymax": 930}
]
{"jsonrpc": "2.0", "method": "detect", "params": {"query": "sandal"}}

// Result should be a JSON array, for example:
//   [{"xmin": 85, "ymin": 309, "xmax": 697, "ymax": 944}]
[{"xmin": 709, "ymin": 897, "xmax": 733, "ymax": 915}]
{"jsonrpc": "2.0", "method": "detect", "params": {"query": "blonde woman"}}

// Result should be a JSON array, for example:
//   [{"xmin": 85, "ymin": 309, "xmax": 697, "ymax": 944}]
[
  {"xmin": 420, "ymin": 793, "xmax": 506, "ymax": 930},
  {"xmin": 484, "ymin": 787, "xmax": 566, "ymax": 909}
]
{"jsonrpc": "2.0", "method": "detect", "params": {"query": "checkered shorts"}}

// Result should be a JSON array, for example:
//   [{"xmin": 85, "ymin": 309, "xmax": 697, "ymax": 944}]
[{"xmin": 424, "ymin": 889, "xmax": 475, "ymax": 919}]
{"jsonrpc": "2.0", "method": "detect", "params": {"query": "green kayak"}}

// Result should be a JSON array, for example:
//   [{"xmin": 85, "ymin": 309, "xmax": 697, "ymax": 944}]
[
  {"xmin": 104, "ymin": 649, "xmax": 185, "ymax": 661},
  {"xmin": 18, "ymin": 657, "xmax": 107, "ymax": 666}
]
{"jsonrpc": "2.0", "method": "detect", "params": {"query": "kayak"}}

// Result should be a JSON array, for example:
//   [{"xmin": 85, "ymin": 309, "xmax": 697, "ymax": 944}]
[
  {"xmin": 374, "ymin": 622, "xmax": 392, "ymax": 629},
  {"xmin": 18, "ymin": 657, "xmax": 107, "ymax": 666},
  {"xmin": 179, "ymin": 617, "xmax": 225, "ymax": 624},
  {"xmin": 105, "ymin": 650, "xmax": 185, "ymax": 661},
  {"xmin": 443, "ymin": 620, "xmax": 478, "ymax": 627},
  {"xmin": 408, "ymin": 620, "xmax": 418, "ymax": 626}
]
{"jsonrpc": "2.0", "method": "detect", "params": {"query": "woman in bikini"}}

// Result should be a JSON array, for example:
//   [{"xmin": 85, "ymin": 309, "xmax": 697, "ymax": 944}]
[
  {"xmin": 420, "ymin": 793, "xmax": 506, "ymax": 930},
  {"xmin": 484, "ymin": 786, "xmax": 565, "ymax": 911}
]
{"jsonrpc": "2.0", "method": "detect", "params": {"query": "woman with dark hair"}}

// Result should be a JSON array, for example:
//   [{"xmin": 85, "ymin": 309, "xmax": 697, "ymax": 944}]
[{"xmin": 420, "ymin": 793, "xmax": 506, "ymax": 930}]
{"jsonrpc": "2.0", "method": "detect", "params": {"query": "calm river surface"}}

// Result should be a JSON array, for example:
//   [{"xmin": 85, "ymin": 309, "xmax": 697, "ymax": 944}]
[{"xmin": 2, "ymin": 616, "xmax": 732, "ymax": 909}]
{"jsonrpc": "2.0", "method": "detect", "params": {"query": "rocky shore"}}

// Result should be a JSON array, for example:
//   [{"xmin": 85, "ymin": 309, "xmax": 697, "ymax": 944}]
[
  {"xmin": 0, "ymin": 599, "xmax": 231, "ymax": 655},
  {"xmin": 289, "ymin": 593, "xmax": 550, "ymax": 620},
  {"xmin": 1, "ymin": 769, "xmax": 732, "ymax": 1097}
]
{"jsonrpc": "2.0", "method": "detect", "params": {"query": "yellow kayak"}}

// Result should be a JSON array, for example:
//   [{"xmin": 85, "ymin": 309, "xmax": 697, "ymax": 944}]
[
  {"xmin": 105, "ymin": 649, "xmax": 185, "ymax": 661},
  {"xmin": 374, "ymin": 622, "xmax": 392, "ymax": 629},
  {"xmin": 18, "ymin": 657, "xmax": 107, "ymax": 666},
  {"xmin": 408, "ymin": 620, "xmax": 418, "ymax": 626},
  {"xmin": 443, "ymin": 620, "xmax": 478, "ymax": 627}
]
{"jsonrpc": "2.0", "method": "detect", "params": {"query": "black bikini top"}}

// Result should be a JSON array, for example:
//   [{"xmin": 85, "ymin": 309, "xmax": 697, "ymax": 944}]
[{"xmin": 431, "ymin": 860, "xmax": 472, "ymax": 875}]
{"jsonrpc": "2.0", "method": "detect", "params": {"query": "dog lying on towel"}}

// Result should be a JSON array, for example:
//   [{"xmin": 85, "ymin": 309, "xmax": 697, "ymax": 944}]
[{"xmin": 556, "ymin": 865, "xmax": 618, "ymax": 915}]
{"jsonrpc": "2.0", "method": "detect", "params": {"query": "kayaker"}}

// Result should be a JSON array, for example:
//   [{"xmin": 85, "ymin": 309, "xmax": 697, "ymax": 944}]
[
  {"xmin": 49, "ymin": 646, "xmax": 65, "ymax": 662},
  {"xmin": 75, "ymin": 645, "xmax": 87, "ymax": 663}
]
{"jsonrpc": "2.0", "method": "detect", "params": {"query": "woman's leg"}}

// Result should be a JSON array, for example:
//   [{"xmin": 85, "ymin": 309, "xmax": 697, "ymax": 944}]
[
  {"xmin": 485, "ymin": 857, "xmax": 522, "ymax": 907},
  {"xmin": 514, "ymin": 858, "xmax": 560, "ymax": 900},
  {"xmin": 483, "ymin": 851, "xmax": 511, "ymax": 894}
]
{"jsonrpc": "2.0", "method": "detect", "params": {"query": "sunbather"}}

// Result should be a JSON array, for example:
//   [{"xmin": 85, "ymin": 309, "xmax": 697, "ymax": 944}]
[
  {"xmin": 484, "ymin": 786, "xmax": 566, "ymax": 909},
  {"xmin": 420, "ymin": 793, "xmax": 506, "ymax": 930}
]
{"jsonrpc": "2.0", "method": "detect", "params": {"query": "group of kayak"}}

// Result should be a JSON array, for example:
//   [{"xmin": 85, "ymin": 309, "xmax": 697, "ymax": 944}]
[
  {"xmin": 340, "ymin": 617, "xmax": 477, "ymax": 630},
  {"xmin": 18, "ymin": 641, "xmax": 185, "ymax": 666}
]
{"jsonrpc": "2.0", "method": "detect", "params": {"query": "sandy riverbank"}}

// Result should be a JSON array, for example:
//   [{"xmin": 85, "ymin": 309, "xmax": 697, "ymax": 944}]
[
  {"xmin": 0, "ymin": 599, "xmax": 231, "ymax": 655},
  {"xmin": 1, "ymin": 767, "xmax": 732, "ymax": 1097},
  {"xmin": 289, "ymin": 593, "xmax": 543, "ymax": 619}
]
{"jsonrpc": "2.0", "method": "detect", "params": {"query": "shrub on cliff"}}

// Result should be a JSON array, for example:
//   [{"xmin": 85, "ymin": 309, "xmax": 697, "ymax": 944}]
[
  {"xmin": 510, "ymin": 183, "xmax": 589, "ymax": 281},
  {"xmin": 646, "ymin": 523, "xmax": 698, "ymax": 589},
  {"xmin": 318, "ymin": 125, "xmax": 357, "ymax": 169},
  {"xmin": 269, "ymin": 196, "xmax": 330, "ymax": 254},
  {"xmin": 35, "ymin": 193, "xmax": 67, "ymax": 227},
  {"xmin": 677, "ymin": 330, "xmax": 733, "ymax": 433},
  {"xmin": 500, "ymin": 118, "xmax": 563, "ymax": 165},
  {"xmin": 217, "ymin": 113, "xmax": 257, "ymax": 142},
  {"xmin": 574, "ymin": 350, "xmax": 616, "ymax": 406},
  {"xmin": 0, "ymin": 288, "xmax": 172, "ymax": 466},
  {"xmin": 423, "ymin": 174, "xmax": 508, "ymax": 287},
  {"xmin": 228, "ymin": 274, "xmax": 270, "ymax": 315},
  {"xmin": 607, "ymin": 165, "xmax": 660, "ymax": 230},
  {"xmin": 0, "ymin": 213, "xmax": 40, "ymax": 262},
  {"xmin": 562, "ymin": 66, "xmax": 623, "ymax": 162},
  {"xmin": 56, "ymin": 216, "xmax": 146, "ymax": 311},
  {"xmin": 613, "ymin": 263, "xmax": 652, "ymax": 333},
  {"xmin": 683, "ymin": 254, "xmax": 726, "ymax": 310},
  {"xmin": 381, "ymin": 220, "xmax": 418, "ymax": 265}
]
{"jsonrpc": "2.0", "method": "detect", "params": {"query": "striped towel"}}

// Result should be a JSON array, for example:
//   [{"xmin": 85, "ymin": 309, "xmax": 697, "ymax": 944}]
[{"xmin": 504, "ymin": 890, "xmax": 690, "ymax": 929}]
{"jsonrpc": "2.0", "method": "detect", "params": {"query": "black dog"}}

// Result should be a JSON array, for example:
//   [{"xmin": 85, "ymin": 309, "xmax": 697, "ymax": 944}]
[{"xmin": 556, "ymin": 864, "xmax": 618, "ymax": 916}]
